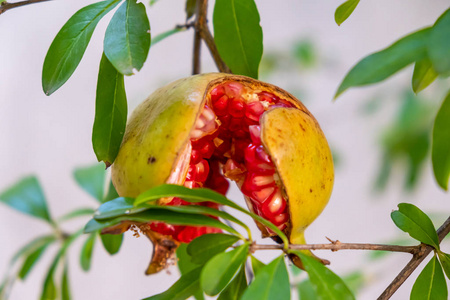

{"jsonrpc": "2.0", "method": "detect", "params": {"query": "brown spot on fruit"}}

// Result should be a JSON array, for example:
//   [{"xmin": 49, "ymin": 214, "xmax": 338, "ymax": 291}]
[{"xmin": 147, "ymin": 156, "xmax": 157, "ymax": 164}]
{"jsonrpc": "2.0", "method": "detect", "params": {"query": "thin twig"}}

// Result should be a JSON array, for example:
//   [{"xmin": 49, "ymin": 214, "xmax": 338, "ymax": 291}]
[
  {"xmin": 378, "ymin": 216, "xmax": 450, "ymax": 300},
  {"xmin": 192, "ymin": 0, "xmax": 202, "ymax": 74},
  {"xmin": 194, "ymin": 0, "xmax": 231, "ymax": 73},
  {"xmin": 0, "ymin": 0, "xmax": 51, "ymax": 15},
  {"xmin": 250, "ymin": 242, "xmax": 419, "ymax": 254}
]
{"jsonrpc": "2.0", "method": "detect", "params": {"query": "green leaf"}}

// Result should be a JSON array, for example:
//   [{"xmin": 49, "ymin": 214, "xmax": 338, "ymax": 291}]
[
  {"xmin": 104, "ymin": 0, "xmax": 150, "ymax": 75},
  {"xmin": 94, "ymin": 199, "xmax": 246, "ymax": 237},
  {"xmin": 94, "ymin": 197, "xmax": 145, "ymax": 219},
  {"xmin": 200, "ymin": 244, "xmax": 249, "ymax": 296},
  {"xmin": 187, "ymin": 234, "xmax": 240, "ymax": 265},
  {"xmin": 217, "ymin": 264, "xmax": 247, "ymax": 300},
  {"xmin": 92, "ymin": 53, "xmax": 128, "ymax": 166},
  {"xmin": 42, "ymin": 0, "xmax": 121, "ymax": 95},
  {"xmin": 135, "ymin": 185, "xmax": 288, "ymax": 245},
  {"xmin": 335, "ymin": 28, "xmax": 430, "ymax": 98},
  {"xmin": 104, "ymin": 181, "xmax": 119, "ymax": 202},
  {"xmin": 61, "ymin": 261, "xmax": 71, "ymax": 300},
  {"xmin": 241, "ymin": 256, "xmax": 290, "ymax": 300},
  {"xmin": 412, "ymin": 58, "xmax": 438, "ymax": 93},
  {"xmin": 151, "ymin": 28, "xmax": 186, "ymax": 47},
  {"xmin": 40, "ymin": 255, "xmax": 60, "ymax": 300},
  {"xmin": 432, "ymin": 90, "xmax": 450, "ymax": 190},
  {"xmin": 411, "ymin": 256, "xmax": 447, "ymax": 300},
  {"xmin": 80, "ymin": 233, "xmax": 97, "ymax": 271},
  {"xmin": 18, "ymin": 242, "xmax": 52, "ymax": 280},
  {"xmin": 334, "ymin": 0, "xmax": 360, "ymax": 26},
  {"xmin": 73, "ymin": 163, "xmax": 106, "ymax": 202},
  {"xmin": 213, "ymin": 0, "xmax": 263, "ymax": 78},
  {"xmin": 391, "ymin": 203, "xmax": 440, "ymax": 249},
  {"xmin": 143, "ymin": 267, "xmax": 203, "ymax": 300},
  {"xmin": 293, "ymin": 251, "xmax": 354, "ymax": 300},
  {"xmin": 297, "ymin": 280, "xmax": 317, "ymax": 300},
  {"xmin": 10, "ymin": 235, "xmax": 56, "ymax": 266},
  {"xmin": 185, "ymin": 0, "xmax": 196, "ymax": 20},
  {"xmin": 250, "ymin": 255, "xmax": 265, "ymax": 276},
  {"xmin": 58, "ymin": 208, "xmax": 95, "ymax": 222},
  {"xmin": 85, "ymin": 209, "xmax": 235, "ymax": 234},
  {"xmin": 0, "ymin": 176, "xmax": 52, "ymax": 223},
  {"xmin": 437, "ymin": 251, "xmax": 450, "ymax": 280},
  {"xmin": 427, "ymin": 9, "xmax": 450, "ymax": 76},
  {"xmin": 100, "ymin": 233, "xmax": 123, "ymax": 255},
  {"xmin": 176, "ymin": 244, "xmax": 205, "ymax": 300}
]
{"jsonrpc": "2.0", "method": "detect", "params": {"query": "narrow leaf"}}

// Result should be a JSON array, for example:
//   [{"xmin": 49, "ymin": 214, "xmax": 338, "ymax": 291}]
[
  {"xmin": 176, "ymin": 244, "xmax": 205, "ymax": 300},
  {"xmin": 100, "ymin": 233, "xmax": 123, "ymax": 255},
  {"xmin": 92, "ymin": 53, "xmax": 128, "ymax": 165},
  {"xmin": 42, "ymin": 0, "xmax": 120, "ymax": 95},
  {"xmin": 58, "ymin": 208, "xmax": 95, "ymax": 222},
  {"xmin": 241, "ymin": 256, "xmax": 290, "ymax": 300},
  {"xmin": 297, "ymin": 280, "xmax": 317, "ymax": 300},
  {"xmin": 411, "ymin": 256, "xmax": 447, "ymax": 300},
  {"xmin": 40, "ymin": 255, "xmax": 60, "ymax": 300},
  {"xmin": 94, "ymin": 197, "xmax": 145, "ymax": 219},
  {"xmin": 18, "ymin": 243, "xmax": 52, "ymax": 280},
  {"xmin": 200, "ymin": 244, "xmax": 249, "ymax": 296},
  {"xmin": 217, "ymin": 264, "xmax": 247, "ymax": 300},
  {"xmin": 334, "ymin": 0, "xmax": 360, "ymax": 26},
  {"xmin": 412, "ymin": 58, "xmax": 438, "ymax": 93},
  {"xmin": 335, "ymin": 28, "xmax": 430, "ymax": 98},
  {"xmin": 143, "ymin": 267, "xmax": 203, "ymax": 300},
  {"xmin": 432, "ymin": 90, "xmax": 450, "ymax": 190},
  {"xmin": 185, "ymin": 0, "xmax": 196, "ymax": 20},
  {"xmin": 151, "ymin": 28, "xmax": 186, "ymax": 46},
  {"xmin": 293, "ymin": 251, "xmax": 354, "ymax": 300},
  {"xmin": 10, "ymin": 235, "xmax": 56, "ymax": 266},
  {"xmin": 73, "ymin": 163, "xmax": 106, "ymax": 202},
  {"xmin": 437, "ymin": 251, "xmax": 450, "ymax": 280},
  {"xmin": 134, "ymin": 185, "xmax": 288, "ymax": 245},
  {"xmin": 104, "ymin": 0, "xmax": 151, "ymax": 75},
  {"xmin": 80, "ymin": 233, "xmax": 97, "ymax": 271},
  {"xmin": 0, "ymin": 176, "xmax": 52, "ymax": 223},
  {"xmin": 391, "ymin": 203, "xmax": 440, "ymax": 249},
  {"xmin": 250, "ymin": 256, "xmax": 265, "ymax": 276},
  {"xmin": 427, "ymin": 9, "xmax": 450, "ymax": 75},
  {"xmin": 61, "ymin": 261, "xmax": 71, "ymax": 300},
  {"xmin": 213, "ymin": 0, "xmax": 263, "ymax": 78},
  {"xmin": 187, "ymin": 233, "xmax": 240, "ymax": 265}
]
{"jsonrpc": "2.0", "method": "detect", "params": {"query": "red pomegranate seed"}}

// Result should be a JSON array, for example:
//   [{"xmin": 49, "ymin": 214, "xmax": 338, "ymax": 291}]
[
  {"xmin": 186, "ymin": 165, "xmax": 196, "ymax": 181},
  {"xmin": 271, "ymin": 212, "xmax": 289, "ymax": 226},
  {"xmin": 210, "ymin": 85, "xmax": 225, "ymax": 102},
  {"xmin": 167, "ymin": 197, "xmax": 190, "ymax": 206},
  {"xmin": 243, "ymin": 172, "xmax": 276, "ymax": 192},
  {"xmin": 245, "ymin": 101, "xmax": 265, "ymax": 121},
  {"xmin": 256, "ymin": 145, "xmax": 271, "ymax": 163},
  {"xmin": 219, "ymin": 114, "xmax": 231, "ymax": 128},
  {"xmin": 244, "ymin": 144, "xmax": 257, "ymax": 164},
  {"xmin": 176, "ymin": 227, "xmax": 198, "ymax": 243},
  {"xmin": 228, "ymin": 98, "xmax": 245, "ymax": 118},
  {"xmin": 249, "ymin": 125, "xmax": 261, "ymax": 145},
  {"xmin": 184, "ymin": 180, "xmax": 200, "ymax": 189},
  {"xmin": 234, "ymin": 130, "xmax": 247, "ymax": 139},
  {"xmin": 229, "ymin": 118, "xmax": 243, "ymax": 132},
  {"xmin": 224, "ymin": 82, "xmax": 244, "ymax": 98},
  {"xmin": 251, "ymin": 186, "xmax": 275, "ymax": 203},
  {"xmin": 258, "ymin": 92, "xmax": 277, "ymax": 103},
  {"xmin": 212, "ymin": 95, "xmax": 229, "ymax": 116},
  {"xmin": 190, "ymin": 149, "xmax": 202, "ymax": 164},
  {"xmin": 261, "ymin": 190, "xmax": 286, "ymax": 217},
  {"xmin": 195, "ymin": 159, "xmax": 210, "ymax": 182},
  {"xmin": 150, "ymin": 222, "xmax": 176, "ymax": 236},
  {"xmin": 233, "ymin": 139, "xmax": 251, "ymax": 162}
]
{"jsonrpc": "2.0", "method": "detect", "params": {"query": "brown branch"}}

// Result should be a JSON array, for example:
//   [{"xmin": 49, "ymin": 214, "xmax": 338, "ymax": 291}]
[
  {"xmin": 192, "ymin": 0, "xmax": 203, "ymax": 74},
  {"xmin": 0, "ymin": 0, "xmax": 51, "ymax": 15},
  {"xmin": 193, "ymin": 0, "xmax": 231, "ymax": 73},
  {"xmin": 250, "ymin": 241, "xmax": 419, "ymax": 254},
  {"xmin": 378, "ymin": 216, "xmax": 450, "ymax": 300}
]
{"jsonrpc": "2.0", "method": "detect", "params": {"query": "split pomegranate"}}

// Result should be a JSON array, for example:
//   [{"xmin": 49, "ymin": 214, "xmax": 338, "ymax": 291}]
[{"xmin": 111, "ymin": 73, "xmax": 334, "ymax": 273}]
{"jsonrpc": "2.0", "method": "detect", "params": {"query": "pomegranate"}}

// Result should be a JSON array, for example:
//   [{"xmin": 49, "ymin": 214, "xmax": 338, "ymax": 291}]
[{"xmin": 111, "ymin": 73, "xmax": 334, "ymax": 273}]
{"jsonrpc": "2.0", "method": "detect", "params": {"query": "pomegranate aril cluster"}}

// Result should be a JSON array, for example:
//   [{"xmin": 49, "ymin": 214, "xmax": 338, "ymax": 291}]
[{"xmin": 150, "ymin": 81, "xmax": 294, "ymax": 242}]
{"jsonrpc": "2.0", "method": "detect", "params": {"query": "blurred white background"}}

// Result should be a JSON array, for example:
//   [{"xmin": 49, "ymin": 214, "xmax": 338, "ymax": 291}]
[{"xmin": 0, "ymin": 0, "xmax": 449, "ymax": 299}]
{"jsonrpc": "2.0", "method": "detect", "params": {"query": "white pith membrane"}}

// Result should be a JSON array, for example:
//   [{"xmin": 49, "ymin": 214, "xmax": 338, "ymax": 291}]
[{"xmin": 150, "ymin": 81, "xmax": 295, "ymax": 243}]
